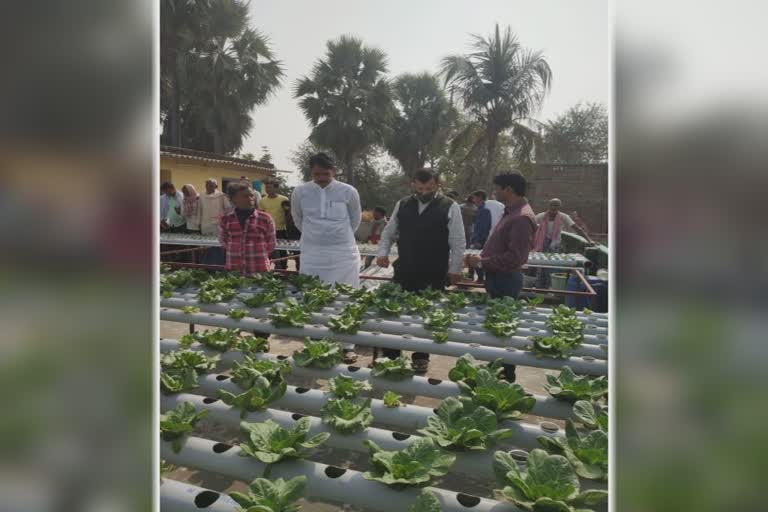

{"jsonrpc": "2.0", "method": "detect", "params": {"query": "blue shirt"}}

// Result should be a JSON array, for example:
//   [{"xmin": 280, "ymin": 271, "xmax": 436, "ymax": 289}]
[{"xmin": 471, "ymin": 202, "xmax": 491, "ymax": 248}]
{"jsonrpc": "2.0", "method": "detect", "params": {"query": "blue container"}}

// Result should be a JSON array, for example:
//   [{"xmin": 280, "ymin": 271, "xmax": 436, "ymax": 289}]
[
  {"xmin": 565, "ymin": 275, "xmax": 589, "ymax": 310},
  {"xmin": 564, "ymin": 275, "xmax": 608, "ymax": 313}
]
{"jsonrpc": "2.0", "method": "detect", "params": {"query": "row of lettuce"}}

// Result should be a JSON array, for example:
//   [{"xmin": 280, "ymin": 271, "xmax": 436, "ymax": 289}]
[
  {"xmin": 160, "ymin": 328, "xmax": 608, "ymax": 512},
  {"xmin": 162, "ymin": 269, "xmax": 595, "ymax": 359}
]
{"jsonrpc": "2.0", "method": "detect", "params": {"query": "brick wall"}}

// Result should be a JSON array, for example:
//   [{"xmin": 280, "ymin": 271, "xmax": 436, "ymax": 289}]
[{"xmin": 527, "ymin": 163, "xmax": 608, "ymax": 235}]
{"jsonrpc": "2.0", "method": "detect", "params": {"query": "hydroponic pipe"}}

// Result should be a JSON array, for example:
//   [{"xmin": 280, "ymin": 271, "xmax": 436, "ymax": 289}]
[
  {"xmin": 159, "ymin": 338, "xmax": 576, "ymax": 421},
  {"xmin": 162, "ymin": 436, "xmax": 519, "ymax": 512},
  {"xmin": 185, "ymin": 373, "xmax": 565, "ymax": 450},
  {"xmin": 160, "ymin": 309, "xmax": 608, "ymax": 376},
  {"xmin": 162, "ymin": 296, "xmax": 607, "ymax": 357},
  {"xmin": 160, "ymin": 478, "xmax": 238, "ymax": 512}
]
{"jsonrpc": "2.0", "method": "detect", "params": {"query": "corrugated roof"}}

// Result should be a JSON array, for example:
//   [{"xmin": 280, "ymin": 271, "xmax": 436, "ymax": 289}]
[{"xmin": 160, "ymin": 146, "xmax": 289, "ymax": 173}]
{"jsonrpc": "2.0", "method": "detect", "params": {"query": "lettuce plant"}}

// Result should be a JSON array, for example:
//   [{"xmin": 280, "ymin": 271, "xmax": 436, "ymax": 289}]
[
  {"xmin": 375, "ymin": 298, "xmax": 403, "ymax": 317},
  {"xmin": 538, "ymin": 420, "xmax": 608, "ymax": 481},
  {"xmin": 547, "ymin": 305, "xmax": 585, "ymax": 345},
  {"xmin": 301, "ymin": 286, "xmax": 338, "ymax": 311},
  {"xmin": 235, "ymin": 335, "xmax": 270, "ymax": 355},
  {"xmin": 160, "ymin": 368, "xmax": 199, "ymax": 394},
  {"xmin": 181, "ymin": 306, "xmax": 200, "ymax": 314},
  {"xmin": 218, "ymin": 375, "xmax": 287, "ymax": 418},
  {"xmin": 179, "ymin": 328, "xmax": 242, "ymax": 351},
  {"xmin": 383, "ymin": 391, "xmax": 403, "ymax": 408},
  {"xmin": 160, "ymin": 402, "xmax": 208, "ymax": 453},
  {"xmin": 334, "ymin": 283, "xmax": 355, "ymax": 295},
  {"xmin": 403, "ymin": 293, "xmax": 432, "ymax": 314},
  {"xmin": 229, "ymin": 476, "xmax": 306, "ymax": 512},
  {"xmin": 423, "ymin": 309, "xmax": 457, "ymax": 331},
  {"xmin": 293, "ymin": 338, "xmax": 343, "ymax": 369},
  {"xmin": 371, "ymin": 355, "xmax": 415, "ymax": 380},
  {"xmin": 444, "ymin": 292, "xmax": 470, "ymax": 309},
  {"xmin": 483, "ymin": 299, "xmax": 522, "ymax": 337},
  {"xmin": 238, "ymin": 418, "xmax": 330, "ymax": 464},
  {"xmin": 493, "ymin": 449, "xmax": 608, "ymax": 511},
  {"xmin": 321, "ymin": 397, "xmax": 374, "ymax": 434},
  {"xmin": 573, "ymin": 400, "xmax": 608, "ymax": 432},
  {"xmin": 458, "ymin": 369, "xmax": 535, "ymax": 421},
  {"xmin": 448, "ymin": 354, "xmax": 505, "ymax": 388},
  {"xmin": 328, "ymin": 313, "xmax": 363, "ymax": 334},
  {"xmin": 230, "ymin": 356, "xmax": 290, "ymax": 390},
  {"xmin": 420, "ymin": 288, "xmax": 444, "ymax": 301},
  {"xmin": 545, "ymin": 366, "xmax": 608, "ymax": 403},
  {"xmin": 161, "ymin": 349, "xmax": 219, "ymax": 372},
  {"xmin": 241, "ymin": 290, "xmax": 283, "ymax": 308},
  {"xmin": 227, "ymin": 308, "xmax": 248, "ymax": 320},
  {"xmin": 432, "ymin": 331, "xmax": 449, "ymax": 344},
  {"xmin": 363, "ymin": 437, "xmax": 456, "ymax": 487},
  {"xmin": 410, "ymin": 490, "xmax": 441, "ymax": 512},
  {"xmin": 419, "ymin": 396, "xmax": 513, "ymax": 450},
  {"xmin": 197, "ymin": 279, "xmax": 238, "ymax": 304},
  {"xmin": 327, "ymin": 374, "xmax": 371, "ymax": 399},
  {"xmin": 269, "ymin": 299, "xmax": 310, "ymax": 328},
  {"xmin": 528, "ymin": 335, "xmax": 576, "ymax": 359}
]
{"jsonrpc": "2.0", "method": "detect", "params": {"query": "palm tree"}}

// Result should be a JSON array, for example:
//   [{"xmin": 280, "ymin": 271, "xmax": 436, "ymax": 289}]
[
  {"xmin": 441, "ymin": 24, "xmax": 552, "ymax": 185},
  {"xmin": 385, "ymin": 73, "xmax": 456, "ymax": 177},
  {"xmin": 294, "ymin": 36, "xmax": 393, "ymax": 187}
]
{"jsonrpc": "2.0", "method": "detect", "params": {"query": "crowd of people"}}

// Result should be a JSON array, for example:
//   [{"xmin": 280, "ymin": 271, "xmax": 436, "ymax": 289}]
[{"xmin": 160, "ymin": 152, "xmax": 594, "ymax": 373}]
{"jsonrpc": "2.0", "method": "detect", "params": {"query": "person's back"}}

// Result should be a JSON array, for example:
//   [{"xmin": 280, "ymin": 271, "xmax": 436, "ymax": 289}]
[{"xmin": 485, "ymin": 198, "xmax": 505, "ymax": 232}]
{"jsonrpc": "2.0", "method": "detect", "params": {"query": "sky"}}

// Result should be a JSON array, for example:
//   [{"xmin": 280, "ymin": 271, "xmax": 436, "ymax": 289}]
[{"xmin": 241, "ymin": 0, "xmax": 610, "ymax": 183}]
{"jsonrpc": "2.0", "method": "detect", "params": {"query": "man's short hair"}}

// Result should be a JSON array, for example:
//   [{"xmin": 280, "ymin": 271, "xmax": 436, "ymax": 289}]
[
  {"xmin": 471, "ymin": 189, "xmax": 487, "ymax": 201},
  {"xmin": 309, "ymin": 152, "xmax": 335, "ymax": 170},
  {"xmin": 493, "ymin": 172, "xmax": 527, "ymax": 196},
  {"xmin": 227, "ymin": 181, "xmax": 253, "ymax": 200},
  {"xmin": 413, "ymin": 168, "xmax": 438, "ymax": 183},
  {"xmin": 373, "ymin": 206, "xmax": 387, "ymax": 216},
  {"xmin": 161, "ymin": 181, "xmax": 174, "ymax": 191}
]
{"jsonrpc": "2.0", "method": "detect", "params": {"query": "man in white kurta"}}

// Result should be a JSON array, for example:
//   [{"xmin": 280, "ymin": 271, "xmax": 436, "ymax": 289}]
[{"xmin": 290, "ymin": 153, "xmax": 362, "ymax": 360}]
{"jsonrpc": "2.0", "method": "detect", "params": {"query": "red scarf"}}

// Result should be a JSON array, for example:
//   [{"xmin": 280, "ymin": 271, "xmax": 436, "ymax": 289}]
[{"xmin": 533, "ymin": 212, "xmax": 562, "ymax": 251}]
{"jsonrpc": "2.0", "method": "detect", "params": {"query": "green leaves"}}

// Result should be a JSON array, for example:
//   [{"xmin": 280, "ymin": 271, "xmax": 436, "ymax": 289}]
[
  {"xmin": 160, "ymin": 368, "xmax": 199, "ymax": 394},
  {"xmin": 409, "ymin": 490, "xmax": 442, "ymax": 512},
  {"xmin": 321, "ymin": 398, "xmax": 374, "ymax": 434},
  {"xmin": 160, "ymin": 402, "xmax": 208, "ymax": 453},
  {"xmin": 371, "ymin": 355, "xmax": 415, "ymax": 380},
  {"xmin": 493, "ymin": 449, "xmax": 608, "ymax": 512},
  {"xmin": 572, "ymin": 400, "xmax": 608, "ymax": 432},
  {"xmin": 383, "ymin": 391, "xmax": 403, "ymax": 408},
  {"xmin": 328, "ymin": 374, "xmax": 371, "ymax": 399},
  {"xmin": 528, "ymin": 336, "xmax": 575, "ymax": 359},
  {"xmin": 197, "ymin": 278, "xmax": 238, "ymax": 304},
  {"xmin": 448, "ymin": 354, "xmax": 505, "ymax": 387},
  {"xmin": 537, "ymin": 420, "xmax": 608, "ymax": 481},
  {"xmin": 328, "ymin": 313, "xmax": 363, "ymax": 334},
  {"xmin": 230, "ymin": 356, "xmax": 290, "ymax": 390},
  {"xmin": 229, "ymin": 475, "xmax": 306, "ymax": 512},
  {"xmin": 227, "ymin": 308, "xmax": 248, "ymax": 320},
  {"xmin": 179, "ymin": 328, "xmax": 243, "ymax": 351},
  {"xmin": 235, "ymin": 335, "xmax": 270, "ymax": 355},
  {"xmin": 419, "ymin": 396, "xmax": 513, "ymax": 451},
  {"xmin": 547, "ymin": 305, "xmax": 585, "ymax": 346},
  {"xmin": 423, "ymin": 309, "xmax": 457, "ymax": 332},
  {"xmin": 293, "ymin": 338, "xmax": 343, "ymax": 369},
  {"xmin": 301, "ymin": 285, "xmax": 338, "ymax": 311},
  {"xmin": 269, "ymin": 299, "xmax": 310, "ymax": 328},
  {"xmin": 458, "ymin": 369, "xmax": 535, "ymax": 421},
  {"xmin": 160, "ymin": 349, "xmax": 220, "ymax": 393},
  {"xmin": 181, "ymin": 305, "xmax": 200, "ymax": 314},
  {"xmin": 483, "ymin": 298, "xmax": 523, "ymax": 338},
  {"xmin": 432, "ymin": 331, "xmax": 449, "ymax": 344},
  {"xmin": 241, "ymin": 290, "xmax": 283, "ymax": 308},
  {"xmin": 218, "ymin": 375, "xmax": 287, "ymax": 418},
  {"xmin": 363, "ymin": 437, "xmax": 456, "ymax": 487},
  {"xmin": 238, "ymin": 418, "xmax": 330, "ymax": 464},
  {"xmin": 545, "ymin": 366, "xmax": 608, "ymax": 403}
]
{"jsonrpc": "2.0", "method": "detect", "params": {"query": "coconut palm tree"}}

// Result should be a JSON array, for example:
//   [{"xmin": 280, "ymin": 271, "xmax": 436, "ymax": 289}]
[
  {"xmin": 441, "ymin": 24, "xmax": 552, "ymax": 185},
  {"xmin": 294, "ymin": 35, "xmax": 393, "ymax": 187},
  {"xmin": 384, "ymin": 73, "xmax": 456, "ymax": 177}
]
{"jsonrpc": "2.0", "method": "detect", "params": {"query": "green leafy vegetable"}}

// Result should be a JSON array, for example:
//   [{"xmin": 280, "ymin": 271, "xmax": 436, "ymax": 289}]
[
  {"xmin": 383, "ymin": 391, "xmax": 403, "ymax": 408},
  {"xmin": 573, "ymin": 400, "xmax": 608, "ymax": 432},
  {"xmin": 409, "ymin": 489, "xmax": 442, "ymax": 512},
  {"xmin": 230, "ymin": 356, "xmax": 290, "ymax": 389},
  {"xmin": 493, "ymin": 449, "xmax": 607, "ymax": 511},
  {"xmin": 483, "ymin": 299, "xmax": 522, "ymax": 337},
  {"xmin": 269, "ymin": 299, "xmax": 310, "ymax": 328},
  {"xmin": 161, "ymin": 349, "xmax": 219, "ymax": 372},
  {"xmin": 179, "ymin": 328, "xmax": 242, "ymax": 351},
  {"xmin": 229, "ymin": 476, "xmax": 307, "ymax": 512},
  {"xmin": 448, "ymin": 354, "xmax": 505, "ymax": 388},
  {"xmin": 444, "ymin": 293, "xmax": 470, "ymax": 309},
  {"xmin": 334, "ymin": 283, "xmax": 355, "ymax": 295},
  {"xmin": 218, "ymin": 375, "xmax": 287, "ymax": 418},
  {"xmin": 328, "ymin": 313, "xmax": 363, "ymax": 334},
  {"xmin": 419, "ymin": 396, "xmax": 513, "ymax": 450},
  {"xmin": 197, "ymin": 278, "xmax": 238, "ymax": 304},
  {"xmin": 423, "ymin": 309, "xmax": 457, "ymax": 331},
  {"xmin": 420, "ymin": 288, "xmax": 444, "ymax": 301},
  {"xmin": 375, "ymin": 298, "xmax": 403, "ymax": 317},
  {"xmin": 235, "ymin": 335, "xmax": 270, "ymax": 355},
  {"xmin": 160, "ymin": 402, "xmax": 208, "ymax": 453},
  {"xmin": 458, "ymin": 369, "xmax": 535, "ymax": 421},
  {"xmin": 528, "ymin": 335, "xmax": 576, "ymax": 359},
  {"xmin": 181, "ymin": 306, "xmax": 200, "ymax": 314},
  {"xmin": 241, "ymin": 290, "xmax": 283, "ymax": 308},
  {"xmin": 328, "ymin": 374, "xmax": 371, "ymax": 399},
  {"xmin": 293, "ymin": 338, "xmax": 343, "ymax": 369},
  {"xmin": 160, "ymin": 368, "xmax": 199, "ymax": 393},
  {"xmin": 287, "ymin": 273, "xmax": 324, "ymax": 291},
  {"xmin": 227, "ymin": 308, "xmax": 248, "ymax": 320},
  {"xmin": 363, "ymin": 437, "xmax": 456, "ymax": 487},
  {"xmin": 371, "ymin": 355, "xmax": 415, "ymax": 380},
  {"xmin": 321, "ymin": 397, "xmax": 374, "ymax": 433},
  {"xmin": 301, "ymin": 286, "xmax": 338, "ymax": 311},
  {"xmin": 238, "ymin": 418, "xmax": 330, "ymax": 463},
  {"xmin": 526, "ymin": 297, "xmax": 545, "ymax": 308},
  {"xmin": 545, "ymin": 366, "xmax": 608, "ymax": 403},
  {"xmin": 582, "ymin": 308, "xmax": 593, "ymax": 315},
  {"xmin": 547, "ymin": 305, "xmax": 585, "ymax": 346},
  {"xmin": 538, "ymin": 420, "xmax": 608, "ymax": 481},
  {"xmin": 432, "ymin": 331, "xmax": 449, "ymax": 344}
]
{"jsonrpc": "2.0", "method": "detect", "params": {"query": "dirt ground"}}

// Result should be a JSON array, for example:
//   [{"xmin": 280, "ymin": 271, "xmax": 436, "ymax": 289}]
[{"xmin": 160, "ymin": 317, "xmax": 562, "ymax": 511}]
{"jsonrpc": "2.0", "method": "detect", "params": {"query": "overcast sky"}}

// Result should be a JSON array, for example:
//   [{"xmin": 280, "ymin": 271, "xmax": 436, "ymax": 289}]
[{"xmin": 242, "ymin": 0, "xmax": 609, "ymax": 183}]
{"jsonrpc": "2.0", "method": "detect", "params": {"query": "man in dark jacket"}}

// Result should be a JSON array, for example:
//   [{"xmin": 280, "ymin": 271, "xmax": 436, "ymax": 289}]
[{"xmin": 376, "ymin": 169, "xmax": 467, "ymax": 373}]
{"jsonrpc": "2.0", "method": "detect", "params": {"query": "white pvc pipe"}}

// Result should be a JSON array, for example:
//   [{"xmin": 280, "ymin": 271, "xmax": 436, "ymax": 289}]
[
  {"xmin": 162, "ymin": 296, "xmax": 607, "ymax": 358},
  {"xmin": 160, "ymin": 309, "xmax": 608, "ymax": 376},
  {"xmin": 159, "ymin": 338, "xmax": 575, "ymax": 421},
  {"xmin": 160, "ymin": 478, "xmax": 238, "ymax": 512},
  {"xmin": 162, "ymin": 436, "xmax": 519, "ymax": 512}
]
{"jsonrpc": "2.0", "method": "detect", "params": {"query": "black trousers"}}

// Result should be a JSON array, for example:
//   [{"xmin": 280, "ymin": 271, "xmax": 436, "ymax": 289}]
[
  {"xmin": 381, "ymin": 269, "xmax": 447, "ymax": 362},
  {"xmin": 272, "ymin": 230, "xmax": 288, "ymax": 269}
]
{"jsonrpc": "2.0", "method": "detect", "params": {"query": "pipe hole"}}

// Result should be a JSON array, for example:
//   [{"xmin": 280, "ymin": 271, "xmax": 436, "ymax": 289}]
[
  {"xmin": 208, "ymin": 313, "xmax": 216, "ymax": 317},
  {"xmin": 202, "ymin": 398, "xmax": 219, "ymax": 404},
  {"xmin": 597, "ymin": 334, "xmax": 607, "ymax": 340},
  {"xmin": 295, "ymin": 387, "xmax": 310, "ymax": 394},
  {"xmin": 540, "ymin": 421, "xmax": 560, "ymax": 434},
  {"xmin": 194, "ymin": 490, "xmax": 220, "ymax": 508},
  {"xmin": 347, "ymin": 365, "xmax": 360, "ymax": 372},
  {"xmin": 505, "ymin": 347, "xmax": 517, "ymax": 352},
  {"xmin": 529, "ymin": 327, "xmax": 539, "ymax": 332},
  {"xmin": 428, "ymin": 378, "xmax": 442, "ymax": 385},
  {"xmin": 401, "ymin": 322, "xmax": 411, "ymax": 326},
  {"xmin": 215, "ymin": 375, "xmax": 230, "ymax": 381},
  {"xmin": 392, "ymin": 432, "xmax": 411, "ymax": 441},
  {"xmin": 456, "ymin": 493, "xmax": 481, "ymax": 507},
  {"xmin": 582, "ymin": 356, "xmax": 596, "ymax": 362},
  {"xmin": 468, "ymin": 343, "xmax": 480, "ymax": 348},
  {"xmin": 462, "ymin": 329, "xmax": 472, "ymax": 334},
  {"xmin": 375, "ymin": 318, "xmax": 383, "ymax": 323},
  {"xmin": 212, "ymin": 443, "xmax": 232, "ymax": 453},
  {"xmin": 371, "ymin": 331, "xmax": 381, "ymax": 336},
  {"xmin": 314, "ymin": 324, "xmax": 323, "ymax": 329},
  {"xmin": 324, "ymin": 466, "xmax": 347, "ymax": 479},
  {"xmin": 277, "ymin": 355, "xmax": 288, "ymax": 360},
  {"xmin": 509, "ymin": 449, "xmax": 529, "ymax": 462},
  {"xmin": 467, "ymin": 321, "xmax": 477, "ymax": 326},
  {"xmin": 291, "ymin": 413, "xmax": 305, "ymax": 421},
  {"xmin": 401, "ymin": 334, "xmax": 413, "ymax": 339}
]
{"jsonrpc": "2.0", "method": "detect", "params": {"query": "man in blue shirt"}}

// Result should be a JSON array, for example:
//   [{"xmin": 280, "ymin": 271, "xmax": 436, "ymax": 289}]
[{"xmin": 469, "ymin": 190, "xmax": 491, "ymax": 282}]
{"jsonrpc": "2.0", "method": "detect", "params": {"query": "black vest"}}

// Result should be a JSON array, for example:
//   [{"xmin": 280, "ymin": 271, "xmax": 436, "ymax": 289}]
[{"xmin": 395, "ymin": 194, "xmax": 453, "ymax": 276}]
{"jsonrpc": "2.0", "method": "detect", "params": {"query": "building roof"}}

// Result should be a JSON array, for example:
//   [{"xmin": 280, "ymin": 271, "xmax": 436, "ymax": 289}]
[{"xmin": 160, "ymin": 146, "xmax": 289, "ymax": 173}]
